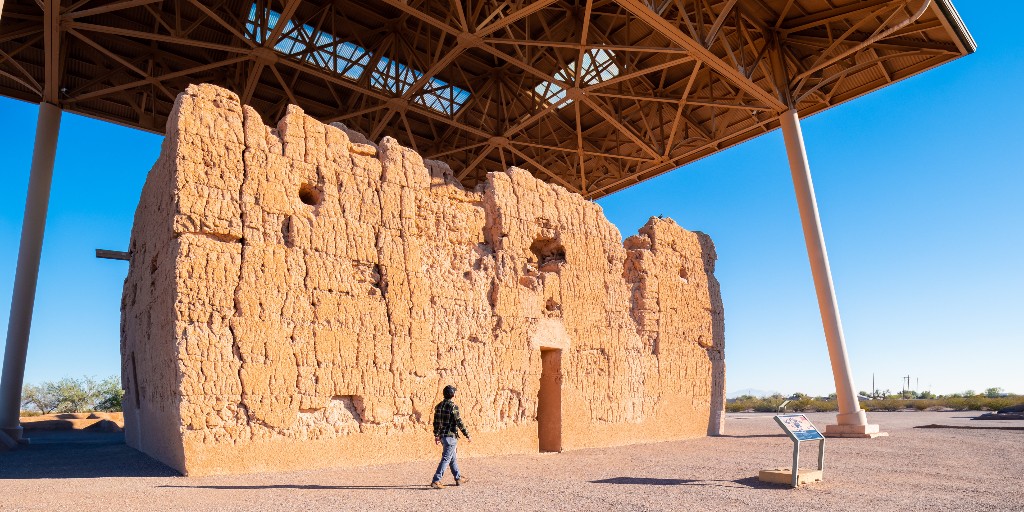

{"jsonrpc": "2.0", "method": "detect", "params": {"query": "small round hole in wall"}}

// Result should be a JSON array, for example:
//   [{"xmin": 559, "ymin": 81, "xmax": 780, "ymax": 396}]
[{"xmin": 299, "ymin": 183, "xmax": 322, "ymax": 206}]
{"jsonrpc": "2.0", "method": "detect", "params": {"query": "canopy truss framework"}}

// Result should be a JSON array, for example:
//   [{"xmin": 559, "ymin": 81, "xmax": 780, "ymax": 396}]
[{"xmin": 0, "ymin": 0, "xmax": 973, "ymax": 198}]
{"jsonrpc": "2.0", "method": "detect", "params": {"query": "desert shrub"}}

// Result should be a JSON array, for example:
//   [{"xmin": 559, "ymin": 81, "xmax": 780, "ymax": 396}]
[
  {"xmin": 854, "ymin": 398, "xmax": 904, "ymax": 411},
  {"xmin": 727, "ymin": 394, "xmax": 1024, "ymax": 415},
  {"xmin": 940, "ymin": 397, "xmax": 966, "ymax": 410},
  {"xmin": 726, "ymin": 395, "xmax": 787, "ymax": 413},
  {"xmin": 726, "ymin": 396, "xmax": 761, "ymax": 412},
  {"xmin": 858, "ymin": 396, "xmax": 1024, "ymax": 412},
  {"xmin": 810, "ymin": 399, "xmax": 839, "ymax": 412},
  {"xmin": 789, "ymin": 399, "xmax": 813, "ymax": 412},
  {"xmin": 725, "ymin": 402, "xmax": 746, "ymax": 413},
  {"xmin": 910, "ymin": 400, "xmax": 932, "ymax": 411},
  {"xmin": 973, "ymin": 396, "xmax": 1022, "ymax": 411}
]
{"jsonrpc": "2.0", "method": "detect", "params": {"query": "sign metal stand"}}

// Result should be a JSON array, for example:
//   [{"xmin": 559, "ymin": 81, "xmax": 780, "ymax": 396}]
[{"xmin": 767, "ymin": 414, "xmax": 826, "ymax": 487}]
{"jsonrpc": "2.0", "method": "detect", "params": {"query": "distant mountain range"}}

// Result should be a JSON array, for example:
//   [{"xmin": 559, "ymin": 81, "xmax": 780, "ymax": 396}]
[{"xmin": 726, "ymin": 388, "xmax": 782, "ymax": 399}]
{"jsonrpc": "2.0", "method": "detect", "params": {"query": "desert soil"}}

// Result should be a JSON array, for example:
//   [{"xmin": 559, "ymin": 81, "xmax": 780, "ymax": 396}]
[{"xmin": 1, "ymin": 411, "xmax": 1021, "ymax": 511}]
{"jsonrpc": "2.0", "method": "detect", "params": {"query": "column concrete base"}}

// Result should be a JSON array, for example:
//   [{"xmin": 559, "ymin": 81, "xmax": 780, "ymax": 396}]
[
  {"xmin": 824, "ymin": 422, "xmax": 888, "ymax": 438},
  {"xmin": 835, "ymin": 409, "xmax": 868, "ymax": 425},
  {"xmin": 0, "ymin": 429, "xmax": 19, "ymax": 451},
  {"xmin": 1, "ymin": 424, "xmax": 24, "ymax": 441}
]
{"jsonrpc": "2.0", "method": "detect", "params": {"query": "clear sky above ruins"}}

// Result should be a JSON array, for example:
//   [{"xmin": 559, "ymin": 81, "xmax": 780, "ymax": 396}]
[{"xmin": 0, "ymin": 1, "xmax": 1020, "ymax": 398}]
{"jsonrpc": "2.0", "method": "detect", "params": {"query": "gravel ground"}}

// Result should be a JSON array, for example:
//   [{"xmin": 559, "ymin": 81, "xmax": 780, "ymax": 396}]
[{"xmin": 2, "ymin": 411, "xmax": 1021, "ymax": 511}]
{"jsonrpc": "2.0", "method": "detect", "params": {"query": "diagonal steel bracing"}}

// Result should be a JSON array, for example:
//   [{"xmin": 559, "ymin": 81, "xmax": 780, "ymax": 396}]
[{"xmin": 0, "ymin": 0, "xmax": 972, "ymax": 196}]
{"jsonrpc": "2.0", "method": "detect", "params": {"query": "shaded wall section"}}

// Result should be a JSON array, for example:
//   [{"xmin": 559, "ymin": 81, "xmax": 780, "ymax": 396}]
[{"xmin": 121, "ymin": 84, "xmax": 725, "ymax": 476}]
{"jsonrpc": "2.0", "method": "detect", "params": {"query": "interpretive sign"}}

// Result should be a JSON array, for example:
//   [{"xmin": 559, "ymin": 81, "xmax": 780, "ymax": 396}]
[
  {"xmin": 765, "ymin": 414, "xmax": 826, "ymax": 487},
  {"xmin": 776, "ymin": 414, "xmax": 825, "ymax": 442}
]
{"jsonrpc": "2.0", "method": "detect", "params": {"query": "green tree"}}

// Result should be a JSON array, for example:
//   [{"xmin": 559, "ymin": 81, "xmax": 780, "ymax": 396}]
[
  {"xmin": 985, "ymin": 387, "xmax": 1004, "ymax": 398},
  {"xmin": 53, "ymin": 377, "xmax": 93, "ymax": 413},
  {"xmin": 94, "ymin": 376, "xmax": 124, "ymax": 411},
  {"xmin": 22, "ymin": 383, "xmax": 61, "ymax": 414},
  {"xmin": 20, "ymin": 375, "xmax": 124, "ymax": 414}
]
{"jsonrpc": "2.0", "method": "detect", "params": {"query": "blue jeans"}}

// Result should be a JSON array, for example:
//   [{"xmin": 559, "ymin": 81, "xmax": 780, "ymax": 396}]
[{"xmin": 432, "ymin": 436, "xmax": 461, "ymax": 483}]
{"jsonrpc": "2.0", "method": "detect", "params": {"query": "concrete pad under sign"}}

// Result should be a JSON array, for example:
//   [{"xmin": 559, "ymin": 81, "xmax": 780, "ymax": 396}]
[
  {"xmin": 824, "ymin": 423, "xmax": 888, "ymax": 438},
  {"xmin": 759, "ymin": 468, "xmax": 823, "ymax": 486}
]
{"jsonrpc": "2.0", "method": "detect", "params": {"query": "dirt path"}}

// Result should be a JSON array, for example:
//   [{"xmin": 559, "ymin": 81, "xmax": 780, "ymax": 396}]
[{"xmin": 1, "ymin": 411, "xmax": 1021, "ymax": 511}]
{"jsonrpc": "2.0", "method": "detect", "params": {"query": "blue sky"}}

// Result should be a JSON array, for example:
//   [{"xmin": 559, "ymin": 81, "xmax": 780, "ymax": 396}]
[{"xmin": 1, "ymin": 1, "xmax": 1020, "ymax": 397}]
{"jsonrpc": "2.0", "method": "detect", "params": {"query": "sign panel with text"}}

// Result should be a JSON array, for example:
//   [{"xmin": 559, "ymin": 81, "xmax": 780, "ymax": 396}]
[{"xmin": 775, "ymin": 414, "xmax": 824, "ymax": 441}]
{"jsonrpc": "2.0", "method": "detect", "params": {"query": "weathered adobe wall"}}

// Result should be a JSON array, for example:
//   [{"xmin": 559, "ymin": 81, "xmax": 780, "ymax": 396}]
[{"xmin": 121, "ymin": 84, "xmax": 725, "ymax": 476}]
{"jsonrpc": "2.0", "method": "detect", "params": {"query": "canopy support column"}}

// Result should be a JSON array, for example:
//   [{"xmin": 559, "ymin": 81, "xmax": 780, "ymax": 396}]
[
  {"xmin": 779, "ymin": 109, "xmax": 883, "ymax": 438},
  {"xmin": 0, "ymin": 102, "xmax": 63, "ymax": 446}
]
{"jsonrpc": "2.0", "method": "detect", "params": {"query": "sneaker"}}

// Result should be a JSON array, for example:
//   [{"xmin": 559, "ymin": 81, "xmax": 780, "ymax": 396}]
[
  {"xmin": 430, "ymin": 482, "xmax": 445, "ymax": 489},
  {"xmin": 455, "ymin": 477, "xmax": 468, "ymax": 486}
]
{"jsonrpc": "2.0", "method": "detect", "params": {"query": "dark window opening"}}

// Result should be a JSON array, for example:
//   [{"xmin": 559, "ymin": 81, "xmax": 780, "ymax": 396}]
[{"xmin": 530, "ymin": 237, "xmax": 566, "ymax": 273}]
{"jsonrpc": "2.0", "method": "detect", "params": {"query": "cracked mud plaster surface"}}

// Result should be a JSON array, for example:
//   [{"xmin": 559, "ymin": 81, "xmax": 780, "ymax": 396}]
[{"xmin": 120, "ymin": 84, "xmax": 726, "ymax": 476}]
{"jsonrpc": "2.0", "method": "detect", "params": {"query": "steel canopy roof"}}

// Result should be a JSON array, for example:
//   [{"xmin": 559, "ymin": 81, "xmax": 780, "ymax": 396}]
[{"xmin": 0, "ymin": 0, "xmax": 974, "ymax": 198}]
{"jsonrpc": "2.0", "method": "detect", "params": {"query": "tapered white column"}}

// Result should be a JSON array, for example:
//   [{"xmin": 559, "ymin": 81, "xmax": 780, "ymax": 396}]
[
  {"xmin": 779, "ymin": 109, "xmax": 881, "ymax": 436},
  {"xmin": 0, "ymin": 102, "xmax": 62, "ymax": 444}
]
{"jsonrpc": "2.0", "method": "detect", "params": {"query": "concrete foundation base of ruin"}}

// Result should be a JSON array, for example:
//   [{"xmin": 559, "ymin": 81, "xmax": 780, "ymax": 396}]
[{"xmin": 121, "ymin": 84, "xmax": 726, "ymax": 476}]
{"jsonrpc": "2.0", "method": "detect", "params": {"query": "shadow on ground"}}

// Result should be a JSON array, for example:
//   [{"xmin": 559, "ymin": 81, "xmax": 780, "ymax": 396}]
[
  {"xmin": 160, "ymin": 484, "xmax": 429, "ymax": 491},
  {"xmin": 589, "ymin": 476, "xmax": 787, "ymax": 489},
  {"xmin": 915, "ymin": 424, "xmax": 1024, "ymax": 431},
  {"xmin": 717, "ymin": 434, "xmax": 786, "ymax": 439},
  {"xmin": 0, "ymin": 430, "xmax": 178, "ymax": 479},
  {"xmin": 590, "ymin": 477, "xmax": 697, "ymax": 485}
]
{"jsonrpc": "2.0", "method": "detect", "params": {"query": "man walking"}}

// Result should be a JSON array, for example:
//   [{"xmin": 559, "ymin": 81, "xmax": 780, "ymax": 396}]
[{"xmin": 430, "ymin": 385, "xmax": 471, "ymax": 489}]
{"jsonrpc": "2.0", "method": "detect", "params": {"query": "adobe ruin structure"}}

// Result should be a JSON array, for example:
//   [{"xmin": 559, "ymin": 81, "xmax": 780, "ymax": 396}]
[{"xmin": 121, "ymin": 84, "xmax": 725, "ymax": 476}]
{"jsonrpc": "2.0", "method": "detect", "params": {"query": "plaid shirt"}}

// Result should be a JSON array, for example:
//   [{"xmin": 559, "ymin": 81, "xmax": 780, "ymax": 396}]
[{"xmin": 433, "ymin": 398, "xmax": 470, "ymax": 438}]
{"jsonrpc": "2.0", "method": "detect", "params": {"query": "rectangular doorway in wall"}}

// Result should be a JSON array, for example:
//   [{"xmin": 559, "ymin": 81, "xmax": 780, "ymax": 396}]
[{"xmin": 538, "ymin": 348, "xmax": 562, "ymax": 452}]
